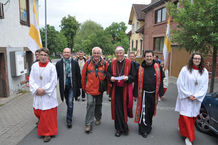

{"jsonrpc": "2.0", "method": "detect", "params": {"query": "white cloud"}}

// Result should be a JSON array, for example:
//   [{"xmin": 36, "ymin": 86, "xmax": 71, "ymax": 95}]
[{"xmin": 38, "ymin": 0, "xmax": 151, "ymax": 31}]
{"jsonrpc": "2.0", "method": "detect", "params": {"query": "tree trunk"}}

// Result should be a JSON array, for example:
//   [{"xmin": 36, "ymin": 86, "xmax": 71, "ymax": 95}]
[{"xmin": 209, "ymin": 47, "xmax": 217, "ymax": 93}]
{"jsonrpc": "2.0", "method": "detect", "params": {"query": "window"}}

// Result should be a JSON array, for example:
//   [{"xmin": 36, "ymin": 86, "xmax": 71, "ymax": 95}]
[
  {"xmin": 140, "ymin": 39, "xmax": 143, "ymax": 55},
  {"xmin": 132, "ymin": 24, "xmax": 135, "ymax": 33},
  {"xmin": 136, "ymin": 22, "xmax": 140, "ymax": 31},
  {"xmin": 136, "ymin": 40, "xmax": 138, "ymax": 50},
  {"xmin": 155, "ymin": 7, "xmax": 166, "ymax": 23},
  {"xmin": 0, "ymin": 3, "xmax": 4, "ymax": 19},
  {"xmin": 132, "ymin": 40, "xmax": 134, "ymax": 49},
  {"xmin": 154, "ymin": 37, "xmax": 164, "ymax": 51},
  {"xmin": 19, "ymin": 0, "xmax": 30, "ymax": 26}
]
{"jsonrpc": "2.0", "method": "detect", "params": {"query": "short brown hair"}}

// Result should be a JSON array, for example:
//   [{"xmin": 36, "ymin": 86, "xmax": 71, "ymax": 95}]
[{"xmin": 39, "ymin": 48, "xmax": 49, "ymax": 55}]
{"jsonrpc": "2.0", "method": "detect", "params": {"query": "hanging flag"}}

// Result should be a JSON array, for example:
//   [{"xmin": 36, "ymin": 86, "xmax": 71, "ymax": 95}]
[
  {"xmin": 28, "ymin": 0, "xmax": 42, "ymax": 53},
  {"xmin": 163, "ymin": 14, "xmax": 171, "ymax": 67}
]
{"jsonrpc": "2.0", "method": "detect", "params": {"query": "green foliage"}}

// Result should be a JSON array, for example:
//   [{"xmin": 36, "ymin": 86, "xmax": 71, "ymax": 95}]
[
  {"xmin": 74, "ymin": 20, "xmax": 104, "ymax": 53},
  {"xmin": 166, "ymin": 0, "xmax": 218, "ymax": 54},
  {"xmin": 82, "ymin": 30, "xmax": 113, "ymax": 55},
  {"xmin": 105, "ymin": 22, "xmax": 129, "ymax": 53},
  {"xmin": 40, "ymin": 25, "xmax": 68, "ymax": 56},
  {"xmin": 60, "ymin": 15, "xmax": 80, "ymax": 49}
]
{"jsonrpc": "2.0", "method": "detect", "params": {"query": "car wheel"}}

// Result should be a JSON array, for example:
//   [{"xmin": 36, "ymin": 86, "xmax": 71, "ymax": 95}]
[{"xmin": 195, "ymin": 107, "xmax": 210, "ymax": 133}]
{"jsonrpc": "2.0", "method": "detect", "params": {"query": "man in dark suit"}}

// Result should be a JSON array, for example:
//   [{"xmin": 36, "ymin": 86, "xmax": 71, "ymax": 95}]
[{"xmin": 56, "ymin": 48, "xmax": 81, "ymax": 128}]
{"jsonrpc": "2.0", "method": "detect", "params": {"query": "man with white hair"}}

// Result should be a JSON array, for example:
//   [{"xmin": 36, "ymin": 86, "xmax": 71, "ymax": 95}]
[
  {"xmin": 81, "ymin": 47, "xmax": 108, "ymax": 133},
  {"xmin": 107, "ymin": 46, "xmax": 136, "ymax": 137}
]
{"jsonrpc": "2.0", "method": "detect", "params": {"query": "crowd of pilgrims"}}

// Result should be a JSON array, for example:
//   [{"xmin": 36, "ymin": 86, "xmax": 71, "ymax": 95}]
[{"xmin": 27, "ymin": 47, "xmax": 208, "ymax": 145}]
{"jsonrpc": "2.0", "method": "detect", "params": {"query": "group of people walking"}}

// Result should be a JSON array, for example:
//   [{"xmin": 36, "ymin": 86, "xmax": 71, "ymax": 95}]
[{"xmin": 28, "ymin": 46, "xmax": 208, "ymax": 145}]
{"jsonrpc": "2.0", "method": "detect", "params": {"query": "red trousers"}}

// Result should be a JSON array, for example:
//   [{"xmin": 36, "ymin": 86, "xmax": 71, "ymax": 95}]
[
  {"xmin": 179, "ymin": 115, "xmax": 197, "ymax": 142},
  {"xmin": 34, "ymin": 107, "xmax": 58, "ymax": 136}
]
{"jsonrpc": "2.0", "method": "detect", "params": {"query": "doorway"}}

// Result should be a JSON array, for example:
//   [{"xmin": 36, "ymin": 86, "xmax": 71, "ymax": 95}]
[{"xmin": 0, "ymin": 53, "xmax": 7, "ymax": 97}]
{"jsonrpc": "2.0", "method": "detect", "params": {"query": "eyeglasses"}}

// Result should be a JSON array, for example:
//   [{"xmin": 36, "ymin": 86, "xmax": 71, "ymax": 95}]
[
  {"xmin": 193, "ymin": 58, "xmax": 201, "ymax": 60},
  {"xmin": 93, "ymin": 52, "xmax": 101, "ymax": 55},
  {"xmin": 40, "ymin": 54, "xmax": 48, "ymax": 57}
]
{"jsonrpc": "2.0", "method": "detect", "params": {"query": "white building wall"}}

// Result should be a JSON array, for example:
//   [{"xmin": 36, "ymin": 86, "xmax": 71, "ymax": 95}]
[
  {"xmin": 0, "ymin": 0, "xmax": 39, "ymax": 95},
  {"xmin": 0, "ymin": 0, "xmax": 39, "ymax": 47}
]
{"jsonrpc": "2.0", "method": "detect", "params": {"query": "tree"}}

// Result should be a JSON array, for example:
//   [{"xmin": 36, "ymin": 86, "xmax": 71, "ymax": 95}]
[
  {"xmin": 40, "ymin": 25, "xmax": 67, "ymax": 56},
  {"xmin": 105, "ymin": 22, "xmax": 129, "ymax": 53},
  {"xmin": 83, "ymin": 30, "xmax": 113, "ymax": 55},
  {"xmin": 166, "ymin": 0, "xmax": 218, "ymax": 92},
  {"xmin": 74, "ymin": 20, "xmax": 104, "ymax": 53},
  {"xmin": 60, "ymin": 15, "xmax": 80, "ymax": 50}
]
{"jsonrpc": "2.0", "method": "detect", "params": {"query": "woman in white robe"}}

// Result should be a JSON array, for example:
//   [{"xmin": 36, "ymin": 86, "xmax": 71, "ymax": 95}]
[{"xmin": 175, "ymin": 53, "xmax": 208, "ymax": 145}]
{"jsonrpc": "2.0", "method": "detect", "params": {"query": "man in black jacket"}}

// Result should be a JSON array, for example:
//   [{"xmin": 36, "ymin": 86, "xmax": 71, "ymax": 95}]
[
  {"xmin": 76, "ymin": 51, "xmax": 86, "ymax": 101},
  {"xmin": 56, "ymin": 48, "xmax": 81, "ymax": 128}
]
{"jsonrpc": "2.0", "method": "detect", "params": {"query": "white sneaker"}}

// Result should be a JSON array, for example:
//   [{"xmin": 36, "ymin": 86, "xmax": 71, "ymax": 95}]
[{"xmin": 185, "ymin": 138, "xmax": 192, "ymax": 145}]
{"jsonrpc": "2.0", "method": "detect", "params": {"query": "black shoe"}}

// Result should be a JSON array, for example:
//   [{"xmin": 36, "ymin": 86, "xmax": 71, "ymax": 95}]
[
  {"xmin": 115, "ymin": 130, "xmax": 121, "ymax": 137},
  {"xmin": 141, "ymin": 132, "xmax": 148, "ymax": 138},
  {"xmin": 67, "ymin": 123, "xmax": 72, "ymax": 128},
  {"xmin": 123, "ymin": 130, "xmax": 129, "ymax": 136},
  {"xmin": 43, "ymin": 136, "xmax": 51, "ymax": 142}
]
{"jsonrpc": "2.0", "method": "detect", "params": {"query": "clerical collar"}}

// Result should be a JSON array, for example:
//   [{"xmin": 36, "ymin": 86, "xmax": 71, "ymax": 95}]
[
  {"xmin": 117, "ymin": 58, "xmax": 125, "ymax": 63},
  {"xmin": 193, "ymin": 66, "xmax": 199, "ymax": 70},
  {"xmin": 39, "ymin": 60, "xmax": 49, "ymax": 67}
]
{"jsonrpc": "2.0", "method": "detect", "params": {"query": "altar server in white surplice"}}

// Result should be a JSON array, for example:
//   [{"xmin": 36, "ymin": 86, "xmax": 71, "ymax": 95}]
[
  {"xmin": 175, "ymin": 53, "xmax": 208, "ymax": 145},
  {"xmin": 29, "ymin": 48, "xmax": 58, "ymax": 142}
]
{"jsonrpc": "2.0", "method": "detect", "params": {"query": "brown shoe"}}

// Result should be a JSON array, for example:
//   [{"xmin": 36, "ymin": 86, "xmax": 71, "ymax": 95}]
[
  {"xmin": 95, "ymin": 120, "xmax": 101, "ymax": 125},
  {"xmin": 85, "ymin": 125, "xmax": 92, "ymax": 133},
  {"xmin": 43, "ymin": 136, "xmax": 51, "ymax": 142}
]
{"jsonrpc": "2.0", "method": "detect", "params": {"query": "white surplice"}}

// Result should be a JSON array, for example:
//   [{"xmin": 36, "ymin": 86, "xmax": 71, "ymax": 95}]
[
  {"xmin": 29, "ymin": 62, "xmax": 58, "ymax": 110},
  {"xmin": 175, "ymin": 66, "xmax": 208, "ymax": 117}
]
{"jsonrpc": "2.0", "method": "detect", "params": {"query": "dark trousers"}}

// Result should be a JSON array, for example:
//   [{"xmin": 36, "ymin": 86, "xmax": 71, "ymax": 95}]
[
  {"xmin": 138, "ymin": 92, "xmax": 155, "ymax": 134},
  {"xmin": 114, "ymin": 86, "xmax": 128, "ymax": 133},
  {"xmin": 82, "ymin": 90, "xmax": 85, "ymax": 98}
]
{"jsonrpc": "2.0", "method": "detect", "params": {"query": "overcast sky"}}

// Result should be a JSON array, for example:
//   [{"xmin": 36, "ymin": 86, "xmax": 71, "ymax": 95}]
[{"xmin": 38, "ymin": 0, "xmax": 151, "ymax": 32}]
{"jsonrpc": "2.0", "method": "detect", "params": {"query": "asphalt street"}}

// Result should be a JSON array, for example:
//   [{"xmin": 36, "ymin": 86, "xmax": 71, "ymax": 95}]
[{"xmin": 17, "ymin": 83, "xmax": 218, "ymax": 145}]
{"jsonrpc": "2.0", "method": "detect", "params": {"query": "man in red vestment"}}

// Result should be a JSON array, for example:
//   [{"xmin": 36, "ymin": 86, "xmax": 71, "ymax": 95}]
[
  {"xmin": 107, "ymin": 46, "xmax": 136, "ymax": 137},
  {"xmin": 134, "ymin": 50, "xmax": 164, "ymax": 138}
]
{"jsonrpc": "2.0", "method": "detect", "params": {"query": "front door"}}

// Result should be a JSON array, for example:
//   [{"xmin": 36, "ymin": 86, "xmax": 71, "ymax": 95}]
[{"xmin": 0, "ymin": 53, "xmax": 6, "ymax": 97}]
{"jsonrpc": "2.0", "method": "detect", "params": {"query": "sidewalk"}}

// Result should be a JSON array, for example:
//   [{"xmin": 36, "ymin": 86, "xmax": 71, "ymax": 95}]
[{"xmin": 0, "ymin": 92, "xmax": 36, "ymax": 145}]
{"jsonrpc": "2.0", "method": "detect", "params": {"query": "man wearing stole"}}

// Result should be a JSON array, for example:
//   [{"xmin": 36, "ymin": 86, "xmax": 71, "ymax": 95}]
[
  {"xmin": 107, "ymin": 46, "xmax": 135, "ymax": 137},
  {"xmin": 134, "ymin": 50, "xmax": 164, "ymax": 138}
]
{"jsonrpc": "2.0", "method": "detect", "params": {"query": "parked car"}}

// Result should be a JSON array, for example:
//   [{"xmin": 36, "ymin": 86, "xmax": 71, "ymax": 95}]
[{"xmin": 195, "ymin": 92, "xmax": 218, "ymax": 135}]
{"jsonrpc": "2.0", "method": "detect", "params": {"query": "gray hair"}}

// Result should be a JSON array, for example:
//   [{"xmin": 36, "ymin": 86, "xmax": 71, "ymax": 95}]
[
  {"xmin": 92, "ymin": 47, "xmax": 102, "ymax": 54},
  {"xmin": 115, "ymin": 46, "xmax": 124, "ymax": 53}
]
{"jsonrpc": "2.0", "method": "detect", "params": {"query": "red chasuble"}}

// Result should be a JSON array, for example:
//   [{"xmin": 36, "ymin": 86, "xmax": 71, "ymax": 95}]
[
  {"xmin": 111, "ymin": 58, "xmax": 131, "ymax": 123},
  {"xmin": 134, "ymin": 63, "xmax": 161, "ymax": 123}
]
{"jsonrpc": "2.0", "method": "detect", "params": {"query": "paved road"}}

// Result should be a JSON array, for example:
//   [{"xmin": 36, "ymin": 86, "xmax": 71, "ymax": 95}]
[{"xmin": 17, "ymin": 83, "xmax": 218, "ymax": 145}]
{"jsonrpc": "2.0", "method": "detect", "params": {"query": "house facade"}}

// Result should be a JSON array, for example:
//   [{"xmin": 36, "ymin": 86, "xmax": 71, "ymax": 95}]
[
  {"xmin": 142, "ymin": 0, "xmax": 218, "ymax": 77},
  {"xmin": 0, "ymin": 0, "xmax": 39, "ymax": 97},
  {"xmin": 128, "ymin": 4, "xmax": 147, "ymax": 56}
]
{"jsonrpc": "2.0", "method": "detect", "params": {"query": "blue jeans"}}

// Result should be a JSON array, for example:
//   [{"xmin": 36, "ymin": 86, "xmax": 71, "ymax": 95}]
[{"xmin": 66, "ymin": 87, "xmax": 74, "ymax": 124}]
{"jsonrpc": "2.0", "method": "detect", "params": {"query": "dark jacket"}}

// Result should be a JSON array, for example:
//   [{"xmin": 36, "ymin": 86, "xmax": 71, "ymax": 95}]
[{"xmin": 56, "ymin": 58, "xmax": 81, "ymax": 101}]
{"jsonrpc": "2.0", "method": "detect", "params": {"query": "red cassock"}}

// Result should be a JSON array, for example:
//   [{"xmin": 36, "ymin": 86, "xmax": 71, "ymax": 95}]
[
  {"xmin": 179, "ymin": 115, "xmax": 197, "ymax": 142},
  {"xmin": 34, "ymin": 107, "xmax": 58, "ymax": 136}
]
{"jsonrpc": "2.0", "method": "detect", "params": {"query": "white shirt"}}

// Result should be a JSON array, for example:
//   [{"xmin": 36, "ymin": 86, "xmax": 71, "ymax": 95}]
[
  {"xmin": 163, "ymin": 69, "xmax": 168, "ymax": 88},
  {"xmin": 175, "ymin": 66, "xmax": 208, "ymax": 117},
  {"xmin": 78, "ymin": 58, "xmax": 85, "ymax": 73},
  {"xmin": 29, "ymin": 62, "xmax": 58, "ymax": 110}
]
